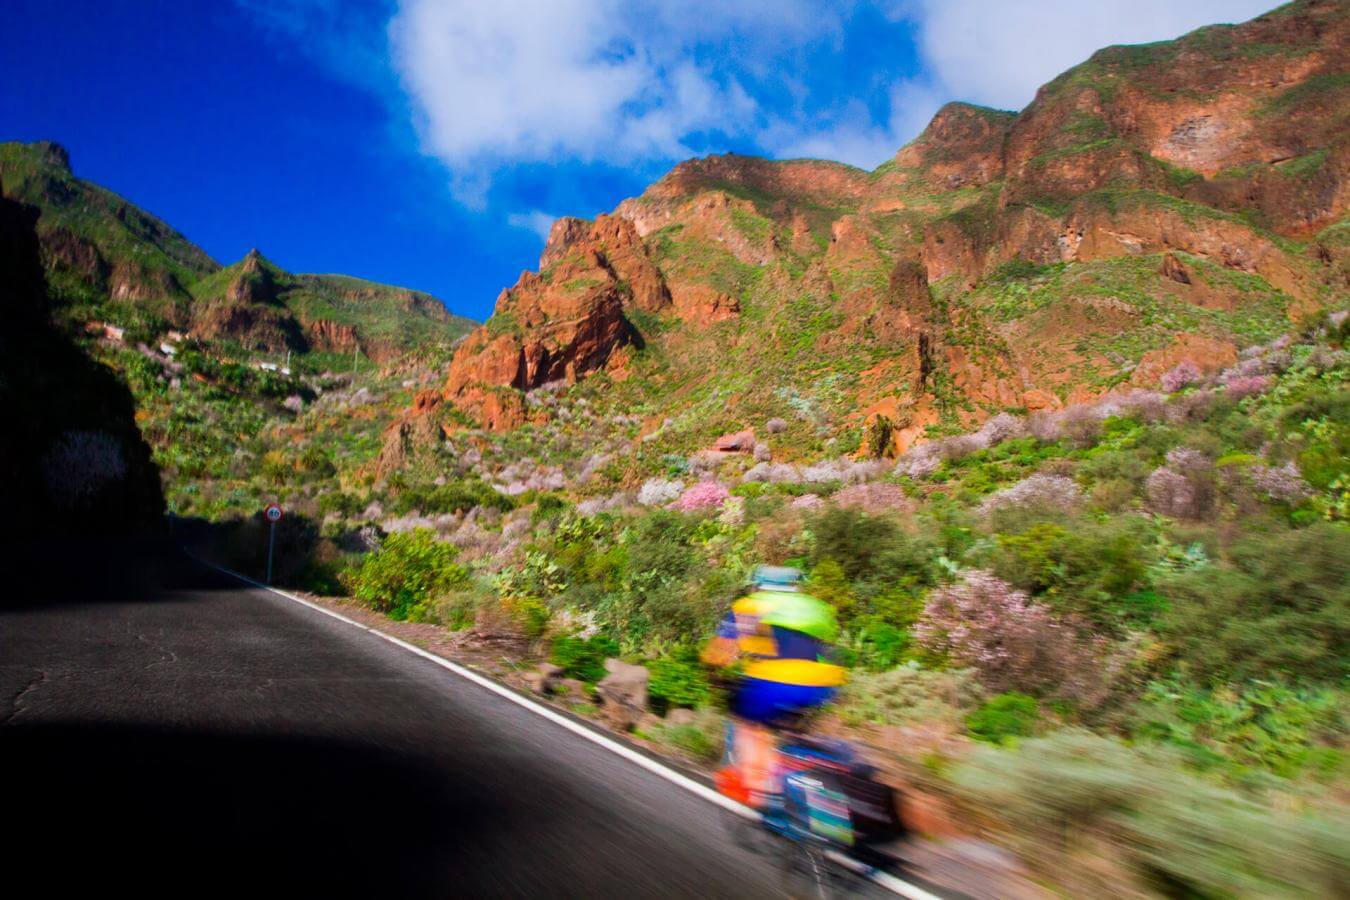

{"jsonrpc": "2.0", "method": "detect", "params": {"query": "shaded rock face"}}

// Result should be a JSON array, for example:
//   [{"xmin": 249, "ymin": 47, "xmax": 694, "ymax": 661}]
[
  {"xmin": 226, "ymin": 249, "xmax": 278, "ymax": 305},
  {"xmin": 192, "ymin": 251, "xmax": 307, "ymax": 353},
  {"xmin": 0, "ymin": 141, "xmax": 214, "ymax": 319},
  {"xmin": 193, "ymin": 290, "xmax": 307, "ymax": 353},
  {"xmin": 0, "ymin": 186, "xmax": 163, "ymax": 539},
  {"xmin": 306, "ymin": 318, "xmax": 359, "ymax": 353},
  {"xmin": 442, "ymin": 215, "xmax": 659, "ymax": 429}
]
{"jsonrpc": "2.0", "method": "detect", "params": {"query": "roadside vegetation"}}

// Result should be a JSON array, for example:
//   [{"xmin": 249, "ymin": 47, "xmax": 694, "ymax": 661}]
[{"xmin": 179, "ymin": 314, "xmax": 1345, "ymax": 897}]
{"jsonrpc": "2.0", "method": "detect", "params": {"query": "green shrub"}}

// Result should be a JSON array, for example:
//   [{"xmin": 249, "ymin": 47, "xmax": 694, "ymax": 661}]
[
  {"xmin": 966, "ymin": 692, "xmax": 1040, "ymax": 744},
  {"xmin": 531, "ymin": 492, "xmax": 568, "ymax": 524},
  {"xmin": 297, "ymin": 557, "xmax": 346, "ymax": 596},
  {"xmin": 506, "ymin": 595, "xmax": 552, "ymax": 638},
  {"xmin": 985, "ymin": 515, "xmax": 1155, "ymax": 631},
  {"xmin": 342, "ymin": 529, "xmax": 469, "ymax": 620},
  {"xmin": 810, "ymin": 506, "xmax": 938, "ymax": 587},
  {"xmin": 298, "ymin": 446, "xmax": 336, "ymax": 478},
  {"xmin": 1160, "ymin": 522, "xmax": 1349, "ymax": 682},
  {"xmin": 550, "ymin": 633, "xmax": 619, "ymax": 683},
  {"xmin": 317, "ymin": 491, "xmax": 367, "ymax": 517},
  {"xmin": 391, "ymin": 479, "xmax": 514, "ymax": 515},
  {"xmin": 648, "ymin": 650, "xmax": 711, "ymax": 714},
  {"xmin": 430, "ymin": 587, "xmax": 485, "ymax": 630},
  {"xmin": 645, "ymin": 707, "xmax": 724, "ymax": 763},
  {"xmin": 807, "ymin": 558, "xmax": 856, "ymax": 619},
  {"xmin": 1132, "ymin": 679, "xmax": 1346, "ymax": 781},
  {"xmin": 846, "ymin": 616, "xmax": 912, "ymax": 671},
  {"xmin": 592, "ymin": 510, "xmax": 724, "ymax": 646}
]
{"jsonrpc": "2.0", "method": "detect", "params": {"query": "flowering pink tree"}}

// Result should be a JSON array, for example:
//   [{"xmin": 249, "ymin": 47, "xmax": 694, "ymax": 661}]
[
  {"xmin": 1248, "ymin": 462, "xmax": 1310, "ymax": 504},
  {"xmin": 1161, "ymin": 360, "xmax": 1203, "ymax": 393},
  {"xmin": 980, "ymin": 474, "xmax": 1083, "ymax": 516},
  {"xmin": 671, "ymin": 480, "xmax": 729, "ymax": 512},
  {"xmin": 916, "ymin": 571, "xmax": 1121, "ymax": 706},
  {"xmin": 1223, "ymin": 375, "xmax": 1271, "ymax": 399},
  {"xmin": 1146, "ymin": 447, "xmax": 1215, "ymax": 519}
]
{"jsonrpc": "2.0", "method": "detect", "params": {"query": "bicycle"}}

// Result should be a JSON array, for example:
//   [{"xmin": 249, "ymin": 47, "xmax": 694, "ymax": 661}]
[{"xmin": 718, "ymin": 724, "xmax": 906, "ymax": 898}]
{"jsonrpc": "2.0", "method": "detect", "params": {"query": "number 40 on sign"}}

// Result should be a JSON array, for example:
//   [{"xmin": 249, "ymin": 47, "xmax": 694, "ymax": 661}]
[{"xmin": 264, "ymin": 503, "xmax": 284, "ymax": 583}]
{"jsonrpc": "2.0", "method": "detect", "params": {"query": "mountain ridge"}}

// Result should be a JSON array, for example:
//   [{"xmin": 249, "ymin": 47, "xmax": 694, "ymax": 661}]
[
  {"xmin": 430, "ymin": 0, "xmax": 1348, "ymax": 460},
  {"xmin": 0, "ymin": 141, "xmax": 476, "ymax": 359}
]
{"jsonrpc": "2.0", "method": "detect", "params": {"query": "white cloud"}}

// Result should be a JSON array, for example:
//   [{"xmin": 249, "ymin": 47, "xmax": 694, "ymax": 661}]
[
  {"xmin": 379, "ymin": 0, "xmax": 1280, "ymax": 199},
  {"xmin": 388, "ymin": 0, "xmax": 826, "ymax": 200},
  {"xmin": 506, "ymin": 210, "xmax": 558, "ymax": 242},
  {"xmin": 764, "ymin": 79, "xmax": 949, "ymax": 169},
  {"xmin": 890, "ymin": 0, "xmax": 1277, "ymax": 112}
]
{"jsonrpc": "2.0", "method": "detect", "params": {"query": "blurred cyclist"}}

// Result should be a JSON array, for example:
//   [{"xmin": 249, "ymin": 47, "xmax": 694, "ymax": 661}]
[{"xmin": 702, "ymin": 565, "xmax": 844, "ymax": 814}]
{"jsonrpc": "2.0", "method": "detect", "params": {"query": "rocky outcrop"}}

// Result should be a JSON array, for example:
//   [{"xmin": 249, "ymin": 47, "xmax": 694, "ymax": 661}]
[
  {"xmin": 596, "ymin": 659, "xmax": 649, "ymax": 732},
  {"xmin": 193, "ymin": 255, "xmax": 307, "ymax": 353},
  {"xmin": 1002, "ymin": 0, "xmax": 1348, "ymax": 231},
  {"xmin": 670, "ymin": 282, "xmax": 739, "ymax": 324},
  {"xmin": 375, "ymin": 390, "xmax": 446, "ymax": 475},
  {"xmin": 892, "ymin": 102, "xmax": 1015, "ymax": 189},
  {"xmin": 629, "ymin": 153, "xmax": 873, "ymax": 218},
  {"xmin": 441, "ymin": 215, "xmax": 664, "ymax": 428},
  {"xmin": 225, "ymin": 249, "xmax": 278, "ymax": 305},
  {"xmin": 305, "ymin": 318, "xmax": 360, "ymax": 353}
]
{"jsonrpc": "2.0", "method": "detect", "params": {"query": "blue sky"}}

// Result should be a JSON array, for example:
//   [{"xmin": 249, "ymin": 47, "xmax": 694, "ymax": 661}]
[{"xmin": 4, "ymin": 0, "xmax": 1274, "ymax": 321}]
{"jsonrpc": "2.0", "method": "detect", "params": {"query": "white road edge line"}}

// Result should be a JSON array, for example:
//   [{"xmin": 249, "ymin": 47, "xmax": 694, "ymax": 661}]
[{"xmin": 197, "ymin": 557, "xmax": 942, "ymax": 900}]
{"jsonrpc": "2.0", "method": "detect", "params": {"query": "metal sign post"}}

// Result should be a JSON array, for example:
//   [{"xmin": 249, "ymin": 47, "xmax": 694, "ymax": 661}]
[{"xmin": 264, "ymin": 503, "xmax": 284, "ymax": 583}]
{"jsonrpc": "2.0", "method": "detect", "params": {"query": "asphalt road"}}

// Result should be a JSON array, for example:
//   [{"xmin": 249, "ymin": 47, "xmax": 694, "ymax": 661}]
[{"xmin": 0, "ymin": 542, "xmax": 896, "ymax": 898}]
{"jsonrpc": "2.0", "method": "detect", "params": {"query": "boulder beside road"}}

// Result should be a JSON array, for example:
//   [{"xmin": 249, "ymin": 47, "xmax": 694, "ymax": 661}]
[{"xmin": 596, "ymin": 659, "xmax": 649, "ymax": 731}]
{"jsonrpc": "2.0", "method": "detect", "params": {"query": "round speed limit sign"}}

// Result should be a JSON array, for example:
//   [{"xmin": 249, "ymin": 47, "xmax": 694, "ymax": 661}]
[{"xmin": 264, "ymin": 503, "xmax": 284, "ymax": 523}]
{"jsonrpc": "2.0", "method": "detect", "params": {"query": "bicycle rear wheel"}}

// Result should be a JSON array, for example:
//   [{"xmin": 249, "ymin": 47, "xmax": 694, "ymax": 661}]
[
  {"xmin": 780, "ymin": 840, "xmax": 840, "ymax": 900},
  {"xmin": 721, "ymin": 806, "xmax": 776, "ymax": 855}
]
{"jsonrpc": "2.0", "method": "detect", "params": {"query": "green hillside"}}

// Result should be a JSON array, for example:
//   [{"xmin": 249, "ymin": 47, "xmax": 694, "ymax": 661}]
[{"xmin": 0, "ymin": 140, "xmax": 473, "ymax": 355}]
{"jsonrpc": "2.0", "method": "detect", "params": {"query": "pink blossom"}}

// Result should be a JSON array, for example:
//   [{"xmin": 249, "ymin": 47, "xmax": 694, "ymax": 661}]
[
  {"xmin": 742, "ymin": 462, "xmax": 800, "ymax": 484},
  {"xmin": 790, "ymin": 494, "xmax": 824, "ymax": 511},
  {"xmin": 980, "ymin": 474, "xmax": 1083, "ymax": 516},
  {"xmin": 1161, "ymin": 360, "xmax": 1202, "ymax": 393},
  {"xmin": 975, "ymin": 412, "xmax": 1025, "ymax": 445},
  {"xmin": 916, "ymin": 571, "xmax": 1121, "ymax": 706},
  {"xmin": 1146, "ymin": 449, "xmax": 1214, "ymax": 519},
  {"xmin": 1224, "ymin": 375, "xmax": 1271, "ymax": 399},
  {"xmin": 1248, "ymin": 462, "xmax": 1310, "ymax": 504},
  {"xmin": 671, "ymin": 480, "xmax": 730, "ymax": 511},
  {"xmin": 894, "ymin": 444, "xmax": 942, "ymax": 479},
  {"xmin": 638, "ymin": 478, "xmax": 683, "ymax": 506}
]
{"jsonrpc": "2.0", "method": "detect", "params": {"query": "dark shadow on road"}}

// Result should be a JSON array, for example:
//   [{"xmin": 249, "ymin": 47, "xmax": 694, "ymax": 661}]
[
  {"xmin": 0, "ymin": 537, "xmax": 239, "ymax": 611},
  {"xmin": 3, "ymin": 721, "xmax": 504, "ymax": 898}
]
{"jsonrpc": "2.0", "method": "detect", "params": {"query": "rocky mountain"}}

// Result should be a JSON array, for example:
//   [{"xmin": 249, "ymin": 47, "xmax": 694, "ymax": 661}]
[
  {"xmin": 0, "ymin": 141, "xmax": 475, "ymax": 359},
  {"xmin": 188, "ymin": 250, "xmax": 475, "ymax": 361},
  {"xmin": 434, "ymin": 0, "xmax": 1348, "ymax": 457}
]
